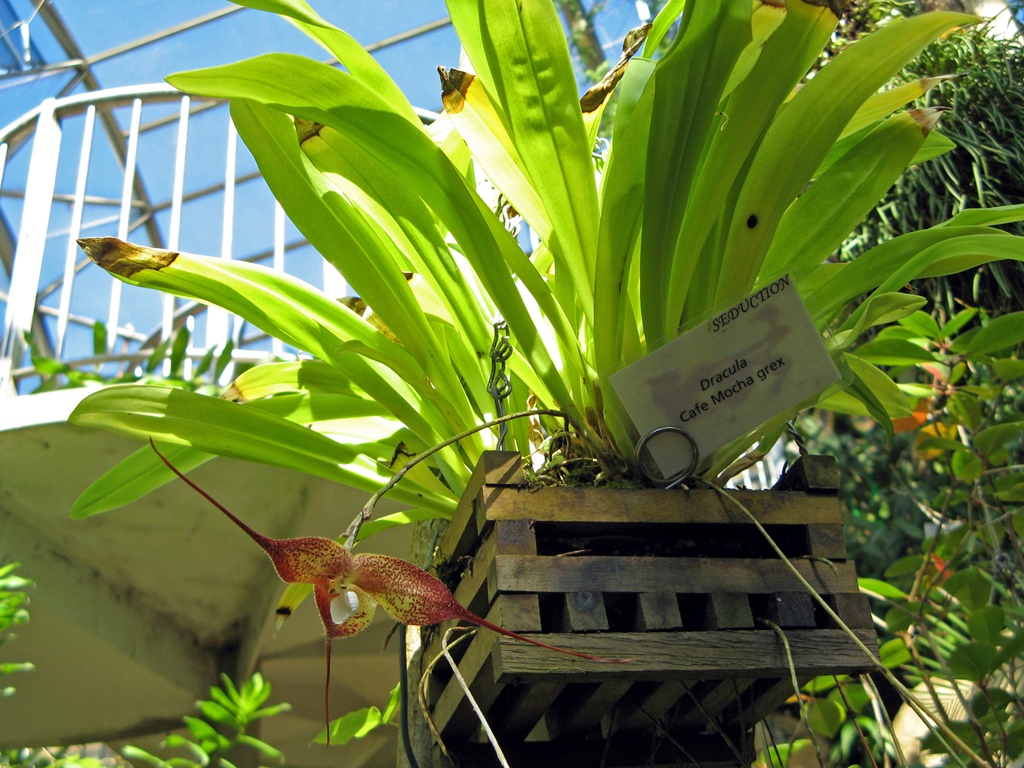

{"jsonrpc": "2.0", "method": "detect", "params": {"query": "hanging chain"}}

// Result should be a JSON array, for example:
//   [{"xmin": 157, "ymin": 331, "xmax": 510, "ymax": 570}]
[
  {"xmin": 487, "ymin": 319, "xmax": 513, "ymax": 450},
  {"xmin": 786, "ymin": 420, "xmax": 809, "ymax": 457}
]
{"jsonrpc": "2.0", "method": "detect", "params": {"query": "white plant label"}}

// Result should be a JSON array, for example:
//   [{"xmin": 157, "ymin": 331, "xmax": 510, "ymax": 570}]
[{"xmin": 608, "ymin": 275, "xmax": 841, "ymax": 477}]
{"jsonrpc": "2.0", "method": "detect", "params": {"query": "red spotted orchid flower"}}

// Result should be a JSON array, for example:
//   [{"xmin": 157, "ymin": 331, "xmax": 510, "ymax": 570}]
[{"xmin": 149, "ymin": 439, "xmax": 624, "ymax": 742}]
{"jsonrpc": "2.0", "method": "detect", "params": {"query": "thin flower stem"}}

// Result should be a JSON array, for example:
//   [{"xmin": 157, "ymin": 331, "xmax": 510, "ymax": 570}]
[
  {"xmin": 834, "ymin": 675, "xmax": 881, "ymax": 768},
  {"xmin": 758, "ymin": 619, "xmax": 827, "ymax": 768},
  {"xmin": 346, "ymin": 409, "xmax": 570, "ymax": 548},
  {"xmin": 862, "ymin": 673, "xmax": 910, "ymax": 768}
]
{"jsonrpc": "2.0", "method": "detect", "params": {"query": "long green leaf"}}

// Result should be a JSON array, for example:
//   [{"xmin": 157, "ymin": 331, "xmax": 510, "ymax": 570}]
[
  {"xmin": 762, "ymin": 109, "xmax": 939, "ymax": 281},
  {"xmin": 641, "ymin": 0, "xmax": 752, "ymax": 342},
  {"xmin": 716, "ymin": 11, "xmax": 976, "ymax": 304},
  {"xmin": 228, "ymin": 0, "xmax": 418, "ymax": 124},
  {"xmin": 230, "ymin": 100, "xmax": 487, "ymax": 457},
  {"xmin": 808, "ymin": 229, "xmax": 1020, "ymax": 327},
  {"xmin": 594, "ymin": 58, "xmax": 656, "ymax": 378},
  {"xmin": 169, "ymin": 54, "xmax": 594, "ymax": 438},
  {"xmin": 666, "ymin": 0, "xmax": 840, "ymax": 327},
  {"xmin": 448, "ymin": 0, "xmax": 600, "ymax": 325},
  {"xmin": 69, "ymin": 386, "xmax": 456, "ymax": 512},
  {"xmin": 71, "ymin": 442, "xmax": 215, "ymax": 519}
]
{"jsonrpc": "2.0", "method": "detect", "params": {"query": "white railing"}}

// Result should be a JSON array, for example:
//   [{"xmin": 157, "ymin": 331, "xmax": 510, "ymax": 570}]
[{"xmin": 0, "ymin": 85, "xmax": 433, "ymax": 401}]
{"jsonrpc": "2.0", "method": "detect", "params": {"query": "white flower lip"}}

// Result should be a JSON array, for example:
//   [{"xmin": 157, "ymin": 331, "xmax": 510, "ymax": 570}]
[{"xmin": 330, "ymin": 589, "xmax": 361, "ymax": 625}]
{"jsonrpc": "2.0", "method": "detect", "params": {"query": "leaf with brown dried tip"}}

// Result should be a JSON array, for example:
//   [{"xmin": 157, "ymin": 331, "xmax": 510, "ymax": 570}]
[
  {"xmin": 580, "ymin": 22, "xmax": 651, "ymax": 116},
  {"xmin": 78, "ymin": 237, "xmax": 178, "ymax": 278}
]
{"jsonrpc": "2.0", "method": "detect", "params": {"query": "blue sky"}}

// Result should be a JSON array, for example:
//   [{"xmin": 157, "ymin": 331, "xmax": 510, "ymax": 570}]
[
  {"xmin": 2, "ymin": 0, "xmax": 646, "ymax": 126},
  {"xmin": 0, "ymin": 1, "xmax": 647, "ymax": 388}
]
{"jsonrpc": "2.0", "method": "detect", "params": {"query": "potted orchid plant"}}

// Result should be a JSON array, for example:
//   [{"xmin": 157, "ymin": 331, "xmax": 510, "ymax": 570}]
[
  {"xmin": 71, "ymin": 0, "xmax": 1023, "ymax": 509},
  {"xmin": 68, "ymin": 0, "xmax": 1022, "ymax": 755}
]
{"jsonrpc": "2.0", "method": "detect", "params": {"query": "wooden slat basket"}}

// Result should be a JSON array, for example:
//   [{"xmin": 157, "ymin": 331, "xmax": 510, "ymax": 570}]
[{"xmin": 421, "ymin": 451, "xmax": 877, "ymax": 768}]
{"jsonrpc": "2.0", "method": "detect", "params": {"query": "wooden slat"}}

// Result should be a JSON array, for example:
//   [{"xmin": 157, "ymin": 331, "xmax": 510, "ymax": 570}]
[
  {"xmin": 453, "ymin": 519, "xmax": 537, "ymax": 618},
  {"xmin": 550, "ymin": 680, "xmax": 634, "ymax": 735},
  {"xmin": 675, "ymin": 677, "xmax": 756, "ymax": 728},
  {"xmin": 805, "ymin": 523, "xmax": 847, "ymax": 559},
  {"xmin": 490, "ymin": 629, "xmax": 878, "ymax": 684},
  {"xmin": 636, "ymin": 592, "xmax": 683, "ymax": 630},
  {"xmin": 438, "ymin": 450, "xmax": 523, "ymax": 563},
  {"xmin": 429, "ymin": 629, "xmax": 500, "ymax": 738},
  {"xmin": 493, "ymin": 555, "xmax": 860, "ymax": 595},
  {"xmin": 563, "ymin": 590, "xmax": 609, "ymax": 631},
  {"xmin": 772, "ymin": 455, "xmax": 840, "ymax": 492},
  {"xmin": 613, "ymin": 679, "xmax": 689, "ymax": 731},
  {"xmin": 706, "ymin": 593, "xmax": 754, "ymax": 630},
  {"xmin": 443, "ymin": 731, "xmax": 753, "ymax": 768},
  {"xmin": 731, "ymin": 677, "xmax": 803, "ymax": 727},
  {"xmin": 763, "ymin": 592, "xmax": 817, "ymax": 628},
  {"xmin": 484, "ymin": 485, "xmax": 841, "ymax": 525},
  {"xmin": 490, "ymin": 681, "xmax": 564, "ymax": 740},
  {"xmin": 829, "ymin": 592, "xmax": 875, "ymax": 629}
]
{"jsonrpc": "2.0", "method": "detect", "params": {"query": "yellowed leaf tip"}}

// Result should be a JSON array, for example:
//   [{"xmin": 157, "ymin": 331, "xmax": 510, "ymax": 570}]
[
  {"xmin": 909, "ymin": 106, "xmax": 948, "ymax": 134},
  {"xmin": 77, "ymin": 237, "xmax": 177, "ymax": 278}
]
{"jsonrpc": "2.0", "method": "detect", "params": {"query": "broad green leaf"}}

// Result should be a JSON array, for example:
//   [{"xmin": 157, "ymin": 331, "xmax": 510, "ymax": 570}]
[
  {"xmin": 594, "ymin": 58, "xmax": 655, "ymax": 375},
  {"xmin": 963, "ymin": 311, "xmax": 1024, "ymax": 355},
  {"xmin": 898, "ymin": 310, "xmax": 941, "ymax": 341},
  {"xmin": 438, "ymin": 68, "xmax": 552, "ymax": 246},
  {"xmin": 999, "ymin": 483, "xmax": 1024, "ymax": 502},
  {"xmin": 764, "ymin": 111, "xmax": 939, "ymax": 281},
  {"xmin": 230, "ymin": 101, "xmax": 486, "ymax": 454},
  {"xmin": 944, "ymin": 568, "xmax": 991, "ymax": 612},
  {"xmin": 224, "ymin": 360, "xmax": 362, "ymax": 401},
  {"xmin": 991, "ymin": 358, "xmax": 1024, "ymax": 382},
  {"xmin": 809, "ymin": 229, "xmax": 1021, "ymax": 328},
  {"xmin": 844, "ymin": 353, "xmax": 912, "ymax": 430},
  {"xmin": 71, "ymin": 442, "xmax": 214, "ymax": 518},
  {"xmin": 975, "ymin": 422, "xmax": 1024, "ymax": 457},
  {"xmin": 948, "ymin": 641, "xmax": 998, "ymax": 683},
  {"xmin": 879, "ymin": 637, "xmax": 911, "ymax": 668},
  {"xmin": 448, "ymin": 0, "xmax": 600, "ymax": 323},
  {"xmin": 968, "ymin": 605, "xmax": 1005, "ymax": 645},
  {"xmin": 909, "ymin": 129, "xmax": 956, "ymax": 165},
  {"xmin": 314, "ymin": 705, "xmax": 383, "ymax": 745},
  {"xmin": 840, "ymin": 74, "xmax": 958, "ymax": 139},
  {"xmin": 853, "ymin": 338, "xmax": 935, "ymax": 367},
  {"xmin": 951, "ymin": 448, "xmax": 981, "ymax": 482},
  {"xmin": 885, "ymin": 604, "xmax": 915, "ymax": 634},
  {"xmin": 885, "ymin": 554, "xmax": 923, "ymax": 578},
  {"xmin": 859, "ymin": 577, "xmax": 908, "ymax": 600},
  {"xmin": 722, "ymin": 0, "xmax": 788, "ymax": 98},
  {"xmin": 808, "ymin": 698, "xmax": 846, "ymax": 738},
  {"xmin": 644, "ymin": 0, "xmax": 686, "ymax": 55},
  {"xmin": 939, "ymin": 202, "xmax": 1024, "ymax": 229},
  {"xmin": 356, "ymin": 509, "xmax": 450, "ymax": 541},
  {"xmin": 642, "ymin": 0, "xmax": 752, "ymax": 339},
  {"xmin": 667, "ymin": 0, "xmax": 839, "ymax": 325},
  {"xmin": 170, "ymin": 53, "xmax": 590, "ymax": 435}
]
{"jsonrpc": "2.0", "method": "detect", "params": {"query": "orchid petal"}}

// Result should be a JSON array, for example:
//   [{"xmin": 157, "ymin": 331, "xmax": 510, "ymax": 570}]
[{"xmin": 349, "ymin": 553, "xmax": 463, "ymax": 626}]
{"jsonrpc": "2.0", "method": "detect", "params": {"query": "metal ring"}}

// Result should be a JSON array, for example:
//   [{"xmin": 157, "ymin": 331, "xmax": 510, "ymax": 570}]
[{"xmin": 634, "ymin": 425, "xmax": 700, "ymax": 489}]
